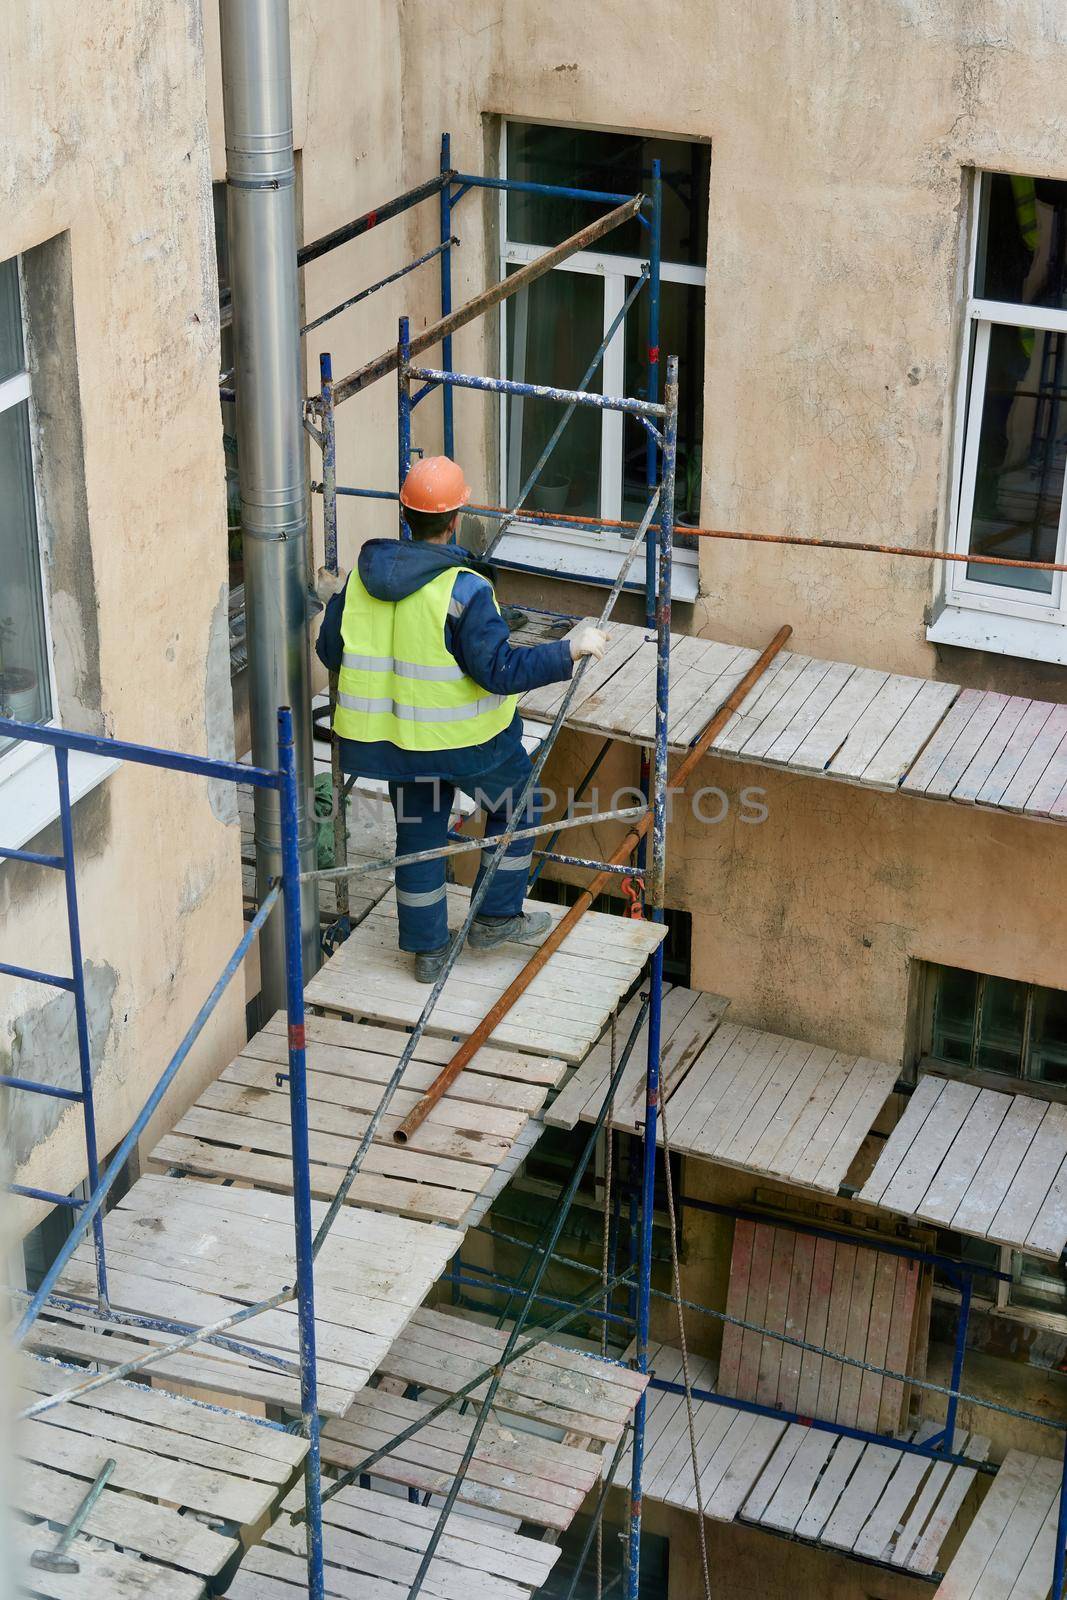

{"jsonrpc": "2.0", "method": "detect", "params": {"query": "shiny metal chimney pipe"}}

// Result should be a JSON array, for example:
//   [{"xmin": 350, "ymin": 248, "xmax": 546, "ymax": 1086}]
[{"xmin": 220, "ymin": 0, "xmax": 319, "ymax": 1005}]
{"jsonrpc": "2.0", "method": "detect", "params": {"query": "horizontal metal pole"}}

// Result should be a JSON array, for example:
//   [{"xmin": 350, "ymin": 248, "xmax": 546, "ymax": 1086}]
[
  {"xmin": 452, "ymin": 172, "xmax": 642, "ymax": 207},
  {"xmin": 408, "ymin": 364, "xmax": 666, "ymax": 418},
  {"xmin": 0, "ymin": 717, "xmax": 281, "ymax": 790},
  {"xmin": 297, "ymin": 171, "xmax": 452, "ymax": 269},
  {"xmin": 0, "ymin": 963, "xmax": 74, "ymax": 993},
  {"xmin": 9, "ymin": 1185, "xmax": 84, "ymax": 1207},
  {"xmin": 532, "ymin": 847, "xmax": 641, "ymax": 876},
  {"xmin": 302, "ymin": 238, "xmax": 458, "ymax": 337},
  {"xmin": 333, "ymin": 194, "xmax": 643, "ymax": 404},
  {"xmin": 14, "ymin": 884, "xmax": 280, "ymax": 1343},
  {"xmin": 0, "ymin": 1074, "xmax": 81, "ymax": 1100},
  {"xmin": 300, "ymin": 803, "xmax": 648, "ymax": 884},
  {"xmin": 0, "ymin": 844, "xmax": 64, "ymax": 869}
]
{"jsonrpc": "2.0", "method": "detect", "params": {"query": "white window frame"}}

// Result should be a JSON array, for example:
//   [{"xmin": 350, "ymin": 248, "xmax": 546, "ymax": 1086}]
[
  {"xmin": 0, "ymin": 253, "xmax": 117, "ymax": 847},
  {"xmin": 496, "ymin": 121, "xmax": 705, "ymax": 594},
  {"xmin": 1, "ymin": 259, "xmax": 60, "ymax": 784},
  {"xmin": 996, "ymin": 1245, "xmax": 1067, "ymax": 1328},
  {"xmin": 934, "ymin": 173, "xmax": 1067, "ymax": 657}
]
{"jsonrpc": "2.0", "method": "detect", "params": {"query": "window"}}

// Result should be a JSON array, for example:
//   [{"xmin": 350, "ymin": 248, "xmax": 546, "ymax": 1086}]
[
  {"xmin": 932, "ymin": 1229, "xmax": 1067, "ymax": 1323},
  {"xmin": 920, "ymin": 961, "xmax": 1067, "ymax": 1092},
  {"xmin": 1005, "ymin": 1249, "xmax": 1067, "ymax": 1316},
  {"xmin": 496, "ymin": 123, "xmax": 709, "ymax": 601},
  {"xmin": 934, "ymin": 172, "xmax": 1067, "ymax": 660},
  {"xmin": 0, "ymin": 253, "xmax": 54, "ymax": 759}
]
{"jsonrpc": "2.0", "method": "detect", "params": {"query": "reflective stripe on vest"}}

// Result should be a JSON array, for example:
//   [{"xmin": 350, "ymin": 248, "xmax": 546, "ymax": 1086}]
[{"xmin": 333, "ymin": 565, "xmax": 518, "ymax": 751}]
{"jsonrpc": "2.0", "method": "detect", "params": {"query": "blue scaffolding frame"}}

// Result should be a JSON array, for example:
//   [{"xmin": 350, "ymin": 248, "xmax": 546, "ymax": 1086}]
[
  {"xmin": 6, "ymin": 136, "xmax": 1067, "ymax": 1600},
  {"xmin": 296, "ymin": 140, "xmax": 1067, "ymax": 1600},
  {"xmin": 2, "ymin": 706, "xmax": 326, "ymax": 1595}
]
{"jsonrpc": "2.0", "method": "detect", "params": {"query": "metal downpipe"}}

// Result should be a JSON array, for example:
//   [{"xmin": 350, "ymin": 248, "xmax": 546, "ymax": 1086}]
[{"xmin": 220, "ymin": 0, "xmax": 319, "ymax": 1003}]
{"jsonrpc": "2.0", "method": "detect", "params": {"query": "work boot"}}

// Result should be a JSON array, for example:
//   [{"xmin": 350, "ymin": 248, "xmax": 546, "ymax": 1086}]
[
  {"xmin": 467, "ymin": 910, "xmax": 553, "ymax": 950},
  {"xmin": 413, "ymin": 944, "xmax": 450, "ymax": 984}
]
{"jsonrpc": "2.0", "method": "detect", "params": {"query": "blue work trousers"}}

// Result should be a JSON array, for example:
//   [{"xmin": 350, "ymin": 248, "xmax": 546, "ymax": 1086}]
[{"xmin": 388, "ymin": 743, "xmax": 540, "ymax": 953}]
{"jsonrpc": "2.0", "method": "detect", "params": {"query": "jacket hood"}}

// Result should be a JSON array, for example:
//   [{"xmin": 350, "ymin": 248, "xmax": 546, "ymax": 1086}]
[{"xmin": 356, "ymin": 538, "xmax": 491, "ymax": 602}]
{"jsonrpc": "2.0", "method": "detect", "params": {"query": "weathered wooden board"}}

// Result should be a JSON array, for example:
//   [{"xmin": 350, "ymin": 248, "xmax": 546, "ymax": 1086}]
[
  {"xmin": 375, "ymin": 1306, "xmax": 647, "ymax": 1448},
  {"xmin": 305, "ymin": 886, "xmax": 666, "ymax": 1063},
  {"xmin": 520, "ymin": 620, "xmax": 1067, "ymax": 821},
  {"xmin": 13, "ymin": 1519, "xmax": 206, "ymax": 1600},
  {"xmin": 744, "ymin": 1420, "xmax": 990, "ymax": 1574},
  {"xmin": 859, "ymin": 1075, "xmax": 1067, "ymax": 1261},
  {"xmin": 717, "ymin": 1219, "xmax": 925, "ymax": 1433},
  {"xmin": 226, "ymin": 1479, "xmax": 560, "ymax": 1600},
  {"xmin": 151, "ymin": 1011, "xmax": 562, "ymax": 1228},
  {"xmin": 933, "ymin": 1449, "xmax": 1062, "ymax": 1600},
  {"xmin": 49, "ymin": 1174, "xmax": 462, "ymax": 1418}
]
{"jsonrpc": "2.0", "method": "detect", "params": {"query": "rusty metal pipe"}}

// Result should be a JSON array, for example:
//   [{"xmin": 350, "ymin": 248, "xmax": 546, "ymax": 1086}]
[
  {"xmin": 332, "ymin": 195, "xmax": 643, "ymax": 405},
  {"xmin": 392, "ymin": 623, "xmax": 792, "ymax": 1144}
]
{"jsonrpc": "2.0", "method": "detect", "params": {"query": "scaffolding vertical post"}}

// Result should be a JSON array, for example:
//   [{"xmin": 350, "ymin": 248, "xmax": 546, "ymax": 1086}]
[
  {"xmin": 644, "ymin": 161, "xmax": 662, "ymax": 629},
  {"xmin": 55, "ymin": 745, "xmax": 108, "ymax": 1310},
  {"xmin": 941, "ymin": 1270, "xmax": 972, "ymax": 1449},
  {"xmin": 627, "ymin": 355, "xmax": 678, "ymax": 1600},
  {"xmin": 277, "ymin": 705, "xmax": 324, "ymax": 1600},
  {"xmin": 319, "ymin": 352, "xmax": 349, "ymax": 933},
  {"xmin": 439, "ymin": 133, "xmax": 455, "ymax": 462},
  {"xmin": 398, "ymin": 315, "xmax": 412, "ymax": 539}
]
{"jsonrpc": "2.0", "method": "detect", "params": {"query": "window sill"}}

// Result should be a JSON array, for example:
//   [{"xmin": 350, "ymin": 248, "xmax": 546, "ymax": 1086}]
[
  {"xmin": 492, "ymin": 528, "xmax": 699, "ymax": 603},
  {"xmin": 0, "ymin": 743, "xmax": 119, "ymax": 854},
  {"xmin": 927, "ymin": 604, "xmax": 1067, "ymax": 665}
]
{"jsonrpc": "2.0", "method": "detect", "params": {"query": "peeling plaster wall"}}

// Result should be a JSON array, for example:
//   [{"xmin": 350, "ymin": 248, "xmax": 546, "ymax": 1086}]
[{"xmin": 1, "ymin": 0, "xmax": 245, "ymax": 1235}]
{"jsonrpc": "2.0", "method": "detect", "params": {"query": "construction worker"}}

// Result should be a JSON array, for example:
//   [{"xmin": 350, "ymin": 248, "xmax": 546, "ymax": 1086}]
[{"xmin": 316, "ymin": 456, "xmax": 608, "ymax": 981}]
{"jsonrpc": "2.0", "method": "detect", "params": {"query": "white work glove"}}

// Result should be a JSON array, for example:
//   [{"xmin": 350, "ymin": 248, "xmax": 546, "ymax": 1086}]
[
  {"xmin": 315, "ymin": 566, "xmax": 349, "ymax": 602},
  {"xmin": 570, "ymin": 625, "xmax": 609, "ymax": 664}
]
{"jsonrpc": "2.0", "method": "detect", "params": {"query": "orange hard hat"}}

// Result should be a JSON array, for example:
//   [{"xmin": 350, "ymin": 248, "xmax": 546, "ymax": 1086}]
[{"xmin": 399, "ymin": 455, "xmax": 471, "ymax": 514}]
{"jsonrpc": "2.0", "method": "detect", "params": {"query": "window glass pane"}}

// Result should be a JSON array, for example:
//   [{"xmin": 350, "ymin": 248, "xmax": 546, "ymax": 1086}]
[
  {"xmin": 930, "ymin": 965, "xmax": 979, "ymax": 1066},
  {"xmin": 1009, "ymin": 1250, "xmax": 1067, "ymax": 1314},
  {"xmin": 0, "ymin": 398, "xmax": 51, "ymax": 747},
  {"xmin": 506, "ymin": 123, "xmax": 709, "ymax": 266},
  {"xmin": 1027, "ymin": 984, "xmax": 1067, "ymax": 1086},
  {"xmin": 0, "ymin": 255, "xmax": 25, "ymax": 384},
  {"xmin": 976, "ymin": 173, "xmax": 1067, "ymax": 312},
  {"xmin": 964, "ymin": 323, "xmax": 1063, "ymax": 593},
  {"xmin": 504, "ymin": 267, "xmax": 602, "ymax": 518},
  {"xmin": 975, "ymin": 974, "xmax": 1026, "ymax": 1077},
  {"xmin": 622, "ymin": 278, "xmax": 705, "ymax": 535}
]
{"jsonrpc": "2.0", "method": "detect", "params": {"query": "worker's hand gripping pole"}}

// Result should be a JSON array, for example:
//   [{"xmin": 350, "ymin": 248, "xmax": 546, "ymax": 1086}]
[{"xmin": 392, "ymin": 623, "xmax": 792, "ymax": 1144}]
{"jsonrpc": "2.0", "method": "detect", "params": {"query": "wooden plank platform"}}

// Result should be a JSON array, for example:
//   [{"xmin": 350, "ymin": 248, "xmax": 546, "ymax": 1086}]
[
  {"xmin": 321, "ymin": 1380, "xmax": 604, "ymax": 1531},
  {"xmin": 16, "ymin": 1354, "xmax": 301, "ymax": 1591},
  {"xmin": 375, "ymin": 1306, "xmax": 648, "ymax": 1449},
  {"xmin": 859, "ymin": 1075, "xmax": 1067, "ymax": 1261},
  {"xmin": 544, "ymin": 984, "xmax": 729, "ymax": 1134},
  {"xmin": 521, "ymin": 621, "xmax": 1067, "ymax": 824},
  {"xmin": 150, "ymin": 1013, "xmax": 565, "ymax": 1229},
  {"xmin": 717, "ymin": 1219, "xmax": 924, "ymax": 1433},
  {"xmin": 224, "ymin": 1480, "xmax": 560, "ymax": 1600},
  {"xmin": 742, "ymin": 1418, "xmax": 990, "ymax": 1573},
  {"xmin": 37, "ymin": 1174, "xmax": 461, "ymax": 1419},
  {"xmin": 17, "ymin": 1352, "xmax": 306, "ymax": 1595},
  {"xmin": 631, "ymin": 1343, "xmax": 987, "ymax": 1577},
  {"xmin": 933, "ymin": 1449, "xmax": 1062, "ymax": 1600},
  {"xmin": 305, "ymin": 885, "xmax": 667, "ymax": 1063},
  {"xmin": 14, "ymin": 1516, "xmax": 206, "ymax": 1599},
  {"xmin": 548, "ymin": 1002, "xmax": 896, "ymax": 1197}
]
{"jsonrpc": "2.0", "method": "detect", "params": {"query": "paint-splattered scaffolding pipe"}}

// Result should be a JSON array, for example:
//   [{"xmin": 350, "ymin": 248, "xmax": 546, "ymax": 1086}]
[{"xmin": 221, "ymin": 0, "xmax": 319, "ymax": 1004}]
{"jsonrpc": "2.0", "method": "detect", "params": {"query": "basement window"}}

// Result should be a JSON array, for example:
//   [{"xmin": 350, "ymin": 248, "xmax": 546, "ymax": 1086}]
[
  {"xmin": 931, "ymin": 172, "xmax": 1067, "ymax": 662},
  {"xmin": 918, "ymin": 961, "xmax": 1067, "ymax": 1096},
  {"xmin": 495, "ymin": 122, "xmax": 708, "ymax": 602}
]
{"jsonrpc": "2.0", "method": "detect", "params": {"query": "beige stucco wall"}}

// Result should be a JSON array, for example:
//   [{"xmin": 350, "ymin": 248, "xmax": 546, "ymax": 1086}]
[{"xmin": 0, "ymin": 0, "xmax": 246, "ymax": 1235}]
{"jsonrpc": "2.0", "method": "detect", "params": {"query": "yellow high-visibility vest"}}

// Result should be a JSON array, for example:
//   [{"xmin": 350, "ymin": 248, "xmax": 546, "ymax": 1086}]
[{"xmin": 333, "ymin": 566, "xmax": 517, "ymax": 751}]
